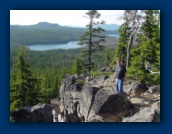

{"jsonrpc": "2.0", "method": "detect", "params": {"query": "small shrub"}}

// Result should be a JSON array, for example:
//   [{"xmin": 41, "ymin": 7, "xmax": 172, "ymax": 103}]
[
  {"xmin": 76, "ymin": 79, "xmax": 84, "ymax": 86},
  {"xmin": 10, "ymin": 100, "xmax": 20, "ymax": 112}
]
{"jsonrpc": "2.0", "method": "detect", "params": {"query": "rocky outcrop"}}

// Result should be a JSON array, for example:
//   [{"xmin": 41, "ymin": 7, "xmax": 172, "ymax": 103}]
[
  {"xmin": 11, "ymin": 103, "xmax": 53, "ymax": 122},
  {"xmin": 148, "ymin": 85, "xmax": 160, "ymax": 94},
  {"xmin": 51, "ymin": 99, "xmax": 61, "ymax": 122},
  {"xmin": 88, "ymin": 88, "xmax": 132, "ymax": 122},
  {"xmin": 51, "ymin": 75, "xmax": 160, "ymax": 122},
  {"xmin": 122, "ymin": 84, "xmax": 160, "ymax": 122},
  {"xmin": 52, "ymin": 75, "xmax": 133, "ymax": 122},
  {"xmin": 122, "ymin": 107, "xmax": 160, "ymax": 122},
  {"xmin": 11, "ymin": 74, "xmax": 160, "ymax": 122},
  {"xmin": 10, "ymin": 106, "xmax": 32, "ymax": 122},
  {"xmin": 123, "ymin": 98, "xmax": 160, "ymax": 122},
  {"xmin": 123, "ymin": 82, "xmax": 148, "ymax": 97}
]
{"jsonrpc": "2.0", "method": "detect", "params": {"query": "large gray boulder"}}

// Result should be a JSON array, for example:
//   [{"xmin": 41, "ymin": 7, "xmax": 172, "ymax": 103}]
[
  {"xmin": 122, "ymin": 107, "xmax": 160, "ymax": 122},
  {"xmin": 79, "ymin": 86, "xmax": 100, "ymax": 122},
  {"xmin": 30, "ymin": 103, "xmax": 53, "ymax": 122},
  {"xmin": 124, "ymin": 82, "xmax": 148, "ymax": 97},
  {"xmin": 148, "ymin": 85, "xmax": 160, "ymax": 94},
  {"xmin": 11, "ymin": 106, "xmax": 32, "ymax": 122},
  {"xmin": 55, "ymin": 75, "xmax": 133, "ymax": 122},
  {"xmin": 122, "ymin": 83, "xmax": 160, "ymax": 122},
  {"xmin": 11, "ymin": 103, "xmax": 53, "ymax": 122},
  {"xmin": 88, "ymin": 87, "xmax": 133, "ymax": 122},
  {"xmin": 57, "ymin": 75, "xmax": 83, "ymax": 122}
]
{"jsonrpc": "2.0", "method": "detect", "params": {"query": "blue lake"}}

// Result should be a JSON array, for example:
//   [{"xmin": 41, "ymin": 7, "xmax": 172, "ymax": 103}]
[
  {"xmin": 27, "ymin": 34, "xmax": 119, "ymax": 51},
  {"xmin": 27, "ymin": 41, "xmax": 83, "ymax": 51}
]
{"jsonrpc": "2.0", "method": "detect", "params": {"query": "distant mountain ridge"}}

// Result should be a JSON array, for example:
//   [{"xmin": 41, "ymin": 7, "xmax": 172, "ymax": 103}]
[
  {"xmin": 11, "ymin": 22, "xmax": 120, "ymax": 31},
  {"xmin": 11, "ymin": 22, "xmax": 61, "ymax": 29},
  {"xmin": 35, "ymin": 22, "xmax": 60, "ymax": 28},
  {"xmin": 10, "ymin": 22, "xmax": 119, "ymax": 46}
]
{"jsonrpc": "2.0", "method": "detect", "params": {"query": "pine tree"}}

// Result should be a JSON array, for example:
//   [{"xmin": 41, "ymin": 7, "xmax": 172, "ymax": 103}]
[
  {"xmin": 10, "ymin": 46, "xmax": 39, "ymax": 111},
  {"xmin": 78, "ymin": 10, "xmax": 105, "ymax": 73},
  {"xmin": 71, "ymin": 56, "xmax": 83, "ymax": 75},
  {"xmin": 112, "ymin": 22, "xmax": 131, "ymax": 66},
  {"xmin": 104, "ymin": 48, "xmax": 111, "ymax": 66},
  {"xmin": 128, "ymin": 10, "xmax": 160, "ymax": 85},
  {"xmin": 112, "ymin": 10, "xmax": 142, "ymax": 67}
]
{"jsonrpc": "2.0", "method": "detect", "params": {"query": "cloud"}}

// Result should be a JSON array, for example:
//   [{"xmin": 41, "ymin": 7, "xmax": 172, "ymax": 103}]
[{"xmin": 10, "ymin": 10, "xmax": 124, "ymax": 26}]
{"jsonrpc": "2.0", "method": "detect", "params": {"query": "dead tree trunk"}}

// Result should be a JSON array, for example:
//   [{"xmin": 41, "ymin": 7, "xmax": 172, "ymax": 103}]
[
  {"xmin": 126, "ymin": 31, "xmax": 135, "ymax": 69},
  {"xmin": 125, "ymin": 10, "xmax": 141, "ymax": 69}
]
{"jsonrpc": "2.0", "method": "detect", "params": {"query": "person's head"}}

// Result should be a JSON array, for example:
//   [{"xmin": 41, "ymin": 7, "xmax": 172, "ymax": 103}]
[{"xmin": 116, "ymin": 58, "xmax": 122, "ymax": 66}]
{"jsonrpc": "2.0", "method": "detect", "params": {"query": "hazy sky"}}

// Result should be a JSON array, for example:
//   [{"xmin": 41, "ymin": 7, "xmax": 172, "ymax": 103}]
[{"xmin": 10, "ymin": 10, "xmax": 125, "ymax": 26}]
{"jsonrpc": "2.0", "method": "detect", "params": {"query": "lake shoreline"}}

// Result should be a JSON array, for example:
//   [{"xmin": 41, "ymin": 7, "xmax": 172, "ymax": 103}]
[
  {"xmin": 26, "ymin": 34, "xmax": 119, "ymax": 51},
  {"xmin": 27, "ymin": 41, "xmax": 84, "ymax": 51}
]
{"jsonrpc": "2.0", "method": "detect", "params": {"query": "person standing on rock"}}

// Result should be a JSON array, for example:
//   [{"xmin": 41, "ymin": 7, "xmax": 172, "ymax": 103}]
[{"xmin": 112, "ymin": 58, "xmax": 127, "ymax": 95}]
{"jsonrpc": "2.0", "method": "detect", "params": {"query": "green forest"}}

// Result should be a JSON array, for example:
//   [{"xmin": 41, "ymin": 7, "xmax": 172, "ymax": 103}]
[
  {"xmin": 10, "ymin": 45, "xmax": 112, "ymax": 111},
  {"xmin": 10, "ymin": 10, "xmax": 160, "ymax": 113}
]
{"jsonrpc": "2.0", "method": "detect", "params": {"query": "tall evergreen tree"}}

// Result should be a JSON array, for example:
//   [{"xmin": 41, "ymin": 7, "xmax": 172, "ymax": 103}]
[
  {"xmin": 128, "ymin": 10, "xmax": 160, "ymax": 85},
  {"xmin": 78, "ymin": 10, "xmax": 105, "ymax": 73},
  {"xmin": 112, "ymin": 10, "xmax": 142, "ymax": 67},
  {"xmin": 104, "ymin": 48, "xmax": 111, "ymax": 66},
  {"xmin": 10, "ymin": 46, "xmax": 39, "ymax": 111},
  {"xmin": 112, "ymin": 21, "xmax": 131, "ymax": 66}
]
